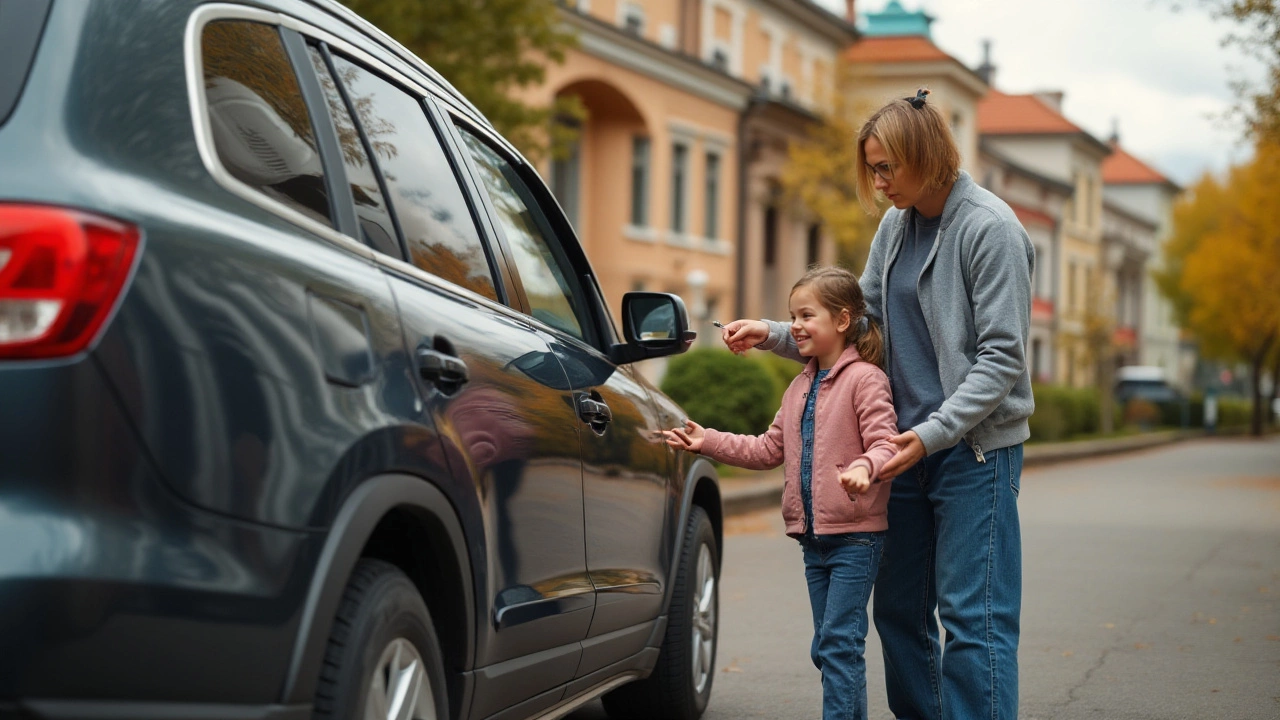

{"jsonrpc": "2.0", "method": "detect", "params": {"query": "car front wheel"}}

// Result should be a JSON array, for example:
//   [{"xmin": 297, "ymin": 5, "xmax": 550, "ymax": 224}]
[
  {"xmin": 314, "ymin": 558, "xmax": 448, "ymax": 720},
  {"xmin": 602, "ymin": 504, "xmax": 719, "ymax": 720}
]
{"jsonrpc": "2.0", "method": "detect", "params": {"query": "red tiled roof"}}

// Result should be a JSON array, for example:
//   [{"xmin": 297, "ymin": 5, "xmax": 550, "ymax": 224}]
[
  {"xmin": 1101, "ymin": 141, "xmax": 1172, "ymax": 185},
  {"xmin": 846, "ymin": 36, "xmax": 953, "ymax": 63},
  {"xmin": 1010, "ymin": 204, "xmax": 1055, "ymax": 228},
  {"xmin": 977, "ymin": 89, "xmax": 1082, "ymax": 135}
]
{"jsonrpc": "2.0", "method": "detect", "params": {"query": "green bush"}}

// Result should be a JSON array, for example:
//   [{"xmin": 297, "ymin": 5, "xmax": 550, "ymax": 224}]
[
  {"xmin": 1217, "ymin": 397, "xmax": 1253, "ymax": 429},
  {"xmin": 751, "ymin": 351, "xmax": 805, "ymax": 412},
  {"xmin": 1030, "ymin": 384, "xmax": 1119, "ymax": 441},
  {"xmin": 661, "ymin": 348, "xmax": 782, "ymax": 436}
]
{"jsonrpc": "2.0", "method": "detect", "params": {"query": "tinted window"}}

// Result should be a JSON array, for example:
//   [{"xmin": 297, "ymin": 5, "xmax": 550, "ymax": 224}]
[
  {"xmin": 305, "ymin": 46, "xmax": 399, "ymax": 257},
  {"xmin": 330, "ymin": 54, "xmax": 497, "ymax": 301},
  {"xmin": 202, "ymin": 21, "xmax": 332, "ymax": 226},
  {"xmin": 457, "ymin": 127, "xmax": 587, "ymax": 341}
]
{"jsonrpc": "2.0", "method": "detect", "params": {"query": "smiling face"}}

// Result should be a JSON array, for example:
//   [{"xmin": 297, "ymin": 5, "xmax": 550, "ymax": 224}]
[{"xmin": 789, "ymin": 285, "xmax": 850, "ymax": 370}]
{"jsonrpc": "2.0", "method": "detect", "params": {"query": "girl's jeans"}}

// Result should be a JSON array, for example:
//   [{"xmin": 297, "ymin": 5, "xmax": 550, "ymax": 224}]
[
  {"xmin": 800, "ymin": 531, "xmax": 885, "ymax": 720},
  {"xmin": 873, "ymin": 440, "xmax": 1023, "ymax": 720}
]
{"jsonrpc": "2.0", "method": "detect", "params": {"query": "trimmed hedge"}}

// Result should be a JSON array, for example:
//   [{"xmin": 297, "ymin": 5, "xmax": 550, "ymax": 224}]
[{"xmin": 661, "ymin": 348, "xmax": 784, "ymax": 436}]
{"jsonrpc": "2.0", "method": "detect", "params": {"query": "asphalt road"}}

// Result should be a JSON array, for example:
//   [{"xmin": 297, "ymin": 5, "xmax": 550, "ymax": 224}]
[{"xmin": 567, "ymin": 435, "xmax": 1280, "ymax": 720}]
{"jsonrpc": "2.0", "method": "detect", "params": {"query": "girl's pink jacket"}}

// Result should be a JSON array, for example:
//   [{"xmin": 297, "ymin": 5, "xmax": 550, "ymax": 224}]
[{"xmin": 700, "ymin": 344, "xmax": 899, "ymax": 536}]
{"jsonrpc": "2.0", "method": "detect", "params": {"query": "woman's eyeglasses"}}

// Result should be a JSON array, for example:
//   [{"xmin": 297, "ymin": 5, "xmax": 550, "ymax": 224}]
[{"xmin": 866, "ymin": 161, "xmax": 896, "ymax": 182}]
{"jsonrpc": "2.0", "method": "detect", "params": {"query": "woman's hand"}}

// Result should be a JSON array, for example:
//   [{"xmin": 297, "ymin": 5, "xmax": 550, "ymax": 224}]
[
  {"xmin": 721, "ymin": 319, "xmax": 769, "ymax": 355},
  {"xmin": 838, "ymin": 465, "xmax": 871, "ymax": 498},
  {"xmin": 879, "ymin": 431, "xmax": 926, "ymax": 480},
  {"xmin": 663, "ymin": 420, "xmax": 706, "ymax": 453}
]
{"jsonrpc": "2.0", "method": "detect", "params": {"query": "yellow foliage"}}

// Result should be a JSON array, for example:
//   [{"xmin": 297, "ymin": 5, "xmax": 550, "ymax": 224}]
[
  {"xmin": 1164, "ymin": 142, "xmax": 1280, "ymax": 362},
  {"xmin": 780, "ymin": 61, "xmax": 884, "ymax": 273}
]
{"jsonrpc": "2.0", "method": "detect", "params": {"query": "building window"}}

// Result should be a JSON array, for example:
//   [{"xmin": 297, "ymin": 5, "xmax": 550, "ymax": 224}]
[
  {"xmin": 1068, "ymin": 261, "xmax": 1078, "ymax": 311},
  {"xmin": 807, "ymin": 224, "xmax": 821, "ymax": 267},
  {"xmin": 779, "ymin": 78, "xmax": 792, "ymax": 100},
  {"xmin": 764, "ymin": 205, "xmax": 778, "ymax": 267},
  {"xmin": 631, "ymin": 136, "xmax": 650, "ymax": 227},
  {"xmin": 671, "ymin": 141, "xmax": 688, "ymax": 233},
  {"xmin": 704, "ymin": 151, "xmax": 720, "ymax": 239},
  {"xmin": 1032, "ymin": 338, "xmax": 1043, "ymax": 381},
  {"xmin": 551, "ymin": 137, "xmax": 581, "ymax": 232},
  {"xmin": 622, "ymin": 3, "xmax": 645, "ymax": 35}
]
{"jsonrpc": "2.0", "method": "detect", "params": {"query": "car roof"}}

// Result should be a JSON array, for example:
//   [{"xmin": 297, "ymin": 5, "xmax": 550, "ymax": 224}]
[{"xmin": 299, "ymin": 0, "xmax": 490, "ymax": 129}]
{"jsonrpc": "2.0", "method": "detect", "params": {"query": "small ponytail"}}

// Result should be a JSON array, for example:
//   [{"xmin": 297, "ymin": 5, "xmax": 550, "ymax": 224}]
[{"xmin": 854, "ymin": 316, "xmax": 884, "ymax": 370}]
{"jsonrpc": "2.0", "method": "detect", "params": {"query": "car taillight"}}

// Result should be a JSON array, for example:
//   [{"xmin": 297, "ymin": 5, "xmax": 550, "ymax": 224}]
[{"xmin": 0, "ymin": 204, "xmax": 140, "ymax": 359}]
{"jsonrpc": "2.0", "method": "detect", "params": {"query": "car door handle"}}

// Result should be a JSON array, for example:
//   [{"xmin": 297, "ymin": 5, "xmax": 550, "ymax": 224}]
[
  {"xmin": 576, "ymin": 392, "xmax": 612, "ymax": 433},
  {"xmin": 417, "ymin": 347, "xmax": 469, "ymax": 394}
]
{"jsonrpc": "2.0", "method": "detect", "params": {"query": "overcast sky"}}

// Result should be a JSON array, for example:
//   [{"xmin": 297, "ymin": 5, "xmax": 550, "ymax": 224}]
[{"xmin": 819, "ymin": 0, "xmax": 1267, "ymax": 186}]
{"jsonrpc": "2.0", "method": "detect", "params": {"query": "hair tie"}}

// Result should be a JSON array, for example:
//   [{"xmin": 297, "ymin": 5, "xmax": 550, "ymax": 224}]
[
  {"xmin": 905, "ymin": 88, "xmax": 929, "ymax": 109},
  {"xmin": 856, "ymin": 315, "xmax": 870, "ymax": 336}
]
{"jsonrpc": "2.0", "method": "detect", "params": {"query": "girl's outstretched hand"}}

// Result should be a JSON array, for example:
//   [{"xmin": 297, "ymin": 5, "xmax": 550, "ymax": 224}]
[
  {"xmin": 663, "ymin": 420, "xmax": 706, "ymax": 453},
  {"xmin": 838, "ymin": 464, "xmax": 871, "ymax": 498},
  {"xmin": 721, "ymin": 319, "xmax": 769, "ymax": 355}
]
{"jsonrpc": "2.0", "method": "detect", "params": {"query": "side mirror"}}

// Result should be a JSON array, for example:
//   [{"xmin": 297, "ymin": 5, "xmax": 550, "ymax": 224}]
[{"xmin": 609, "ymin": 292, "xmax": 696, "ymax": 364}]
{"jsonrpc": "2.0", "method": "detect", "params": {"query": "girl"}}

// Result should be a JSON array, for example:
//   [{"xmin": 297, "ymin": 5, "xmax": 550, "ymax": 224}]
[
  {"xmin": 722, "ymin": 88, "xmax": 1035, "ymax": 720},
  {"xmin": 664, "ymin": 266, "xmax": 898, "ymax": 720}
]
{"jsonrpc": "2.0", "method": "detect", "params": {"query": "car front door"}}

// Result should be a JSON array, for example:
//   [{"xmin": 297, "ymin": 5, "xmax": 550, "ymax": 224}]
[{"xmin": 451, "ymin": 124, "xmax": 675, "ymax": 679}]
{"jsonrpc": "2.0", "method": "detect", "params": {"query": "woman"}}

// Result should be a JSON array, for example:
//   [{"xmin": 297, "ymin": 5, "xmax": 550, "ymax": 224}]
[{"xmin": 722, "ymin": 89, "xmax": 1034, "ymax": 720}]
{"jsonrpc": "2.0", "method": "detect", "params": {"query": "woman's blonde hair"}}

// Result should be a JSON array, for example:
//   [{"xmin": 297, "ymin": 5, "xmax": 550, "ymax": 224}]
[
  {"xmin": 855, "ymin": 88, "xmax": 961, "ymax": 214},
  {"xmin": 791, "ymin": 265, "xmax": 884, "ymax": 369}
]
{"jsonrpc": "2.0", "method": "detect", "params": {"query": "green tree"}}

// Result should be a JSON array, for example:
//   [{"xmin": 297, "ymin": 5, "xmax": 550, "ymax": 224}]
[
  {"xmin": 1158, "ymin": 142, "xmax": 1280, "ymax": 435},
  {"xmin": 339, "ymin": 0, "xmax": 583, "ymax": 160}
]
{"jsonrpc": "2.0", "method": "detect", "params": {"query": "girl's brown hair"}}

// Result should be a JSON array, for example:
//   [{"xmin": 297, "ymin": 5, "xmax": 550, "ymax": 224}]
[
  {"xmin": 855, "ymin": 88, "xmax": 961, "ymax": 214},
  {"xmin": 791, "ymin": 265, "xmax": 884, "ymax": 369}
]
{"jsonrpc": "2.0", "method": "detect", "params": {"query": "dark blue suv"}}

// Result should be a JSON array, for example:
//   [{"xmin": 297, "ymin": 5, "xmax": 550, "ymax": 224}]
[{"xmin": 0, "ymin": 2, "xmax": 722, "ymax": 719}]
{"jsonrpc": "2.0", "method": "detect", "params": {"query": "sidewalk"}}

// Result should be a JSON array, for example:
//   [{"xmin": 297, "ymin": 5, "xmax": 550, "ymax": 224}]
[{"xmin": 719, "ymin": 429, "xmax": 1203, "ymax": 517}]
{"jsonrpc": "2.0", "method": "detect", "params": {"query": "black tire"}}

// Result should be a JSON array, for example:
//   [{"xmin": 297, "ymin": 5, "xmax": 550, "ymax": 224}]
[
  {"xmin": 602, "ymin": 505, "xmax": 719, "ymax": 720},
  {"xmin": 314, "ymin": 558, "xmax": 448, "ymax": 720}
]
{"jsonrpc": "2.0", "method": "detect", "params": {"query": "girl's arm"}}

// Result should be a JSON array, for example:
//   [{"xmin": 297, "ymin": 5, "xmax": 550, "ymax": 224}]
[
  {"xmin": 699, "ymin": 408, "xmax": 786, "ymax": 470},
  {"xmin": 847, "ymin": 370, "xmax": 899, "ymax": 482}
]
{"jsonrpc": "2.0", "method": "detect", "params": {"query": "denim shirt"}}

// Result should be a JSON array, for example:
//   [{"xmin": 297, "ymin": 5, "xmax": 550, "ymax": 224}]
[{"xmin": 800, "ymin": 369, "xmax": 830, "ymax": 536}]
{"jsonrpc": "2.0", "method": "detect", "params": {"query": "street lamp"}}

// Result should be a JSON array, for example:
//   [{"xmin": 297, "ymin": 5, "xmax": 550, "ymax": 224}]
[{"xmin": 687, "ymin": 269, "xmax": 708, "ymax": 345}]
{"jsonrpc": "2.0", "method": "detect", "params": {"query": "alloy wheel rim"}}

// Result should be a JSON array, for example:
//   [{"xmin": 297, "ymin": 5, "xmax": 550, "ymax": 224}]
[
  {"xmin": 690, "ymin": 542, "xmax": 717, "ymax": 695},
  {"xmin": 364, "ymin": 637, "xmax": 435, "ymax": 720}
]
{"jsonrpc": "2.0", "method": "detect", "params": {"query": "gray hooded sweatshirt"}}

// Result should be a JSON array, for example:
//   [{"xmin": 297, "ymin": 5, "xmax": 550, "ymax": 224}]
[{"xmin": 759, "ymin": 171, "xmax": 1035, "ymax": 462}]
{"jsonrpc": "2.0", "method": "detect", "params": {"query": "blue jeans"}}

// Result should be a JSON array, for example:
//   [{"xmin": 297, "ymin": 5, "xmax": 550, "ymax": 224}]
[
  {"xmin": 873, "ymin": 441, "xmax": 1023, "ymax": 720},
  {"xmin": 800, "ymin": 532, "xmax": 885, "ymax": 720}
]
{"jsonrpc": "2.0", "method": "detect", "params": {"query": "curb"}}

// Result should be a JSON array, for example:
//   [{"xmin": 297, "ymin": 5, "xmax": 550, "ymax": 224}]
[{"xmin": 720, "ymin": 429, "xmax": 1206, "ymax": 518}]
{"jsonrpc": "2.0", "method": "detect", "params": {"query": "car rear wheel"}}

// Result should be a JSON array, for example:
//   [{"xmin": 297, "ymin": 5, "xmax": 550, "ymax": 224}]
[
  {"xmin": 314, "ymin": 558, "xmax": 447, "ymax": 720},
  {"xmin": 602, "ymin": 505, "xmax": 719, "ymax": 720}
]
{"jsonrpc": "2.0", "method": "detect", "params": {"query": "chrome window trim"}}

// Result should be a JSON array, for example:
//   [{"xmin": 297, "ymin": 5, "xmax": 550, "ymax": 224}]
[
  {"xmin": 184, "ymin": 3, "xmax": 530, "ymax": 319},
  {"xmin": 185, "ymin": 4, "xmax": 614, "ymax": 340},
  {"xmin": 183, "ymin": 4, "xmax": 371, "ymax": 259}
]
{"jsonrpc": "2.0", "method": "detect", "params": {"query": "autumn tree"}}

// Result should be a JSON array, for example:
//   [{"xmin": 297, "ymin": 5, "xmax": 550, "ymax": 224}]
[
  {"xmin": 1175, "ymin": 1, "xmax": 1280, "ymax": 144},
  {"xmin": 780, "ymin": 61, "xmax": 882, "ymax": 273},
  {"xmin": 1157, "ymin": 142, "xmax": 1280, "ymax": 435},
  {"xmin": 339, "ymin": 0, "xmax": 583, "ymax": 160}
]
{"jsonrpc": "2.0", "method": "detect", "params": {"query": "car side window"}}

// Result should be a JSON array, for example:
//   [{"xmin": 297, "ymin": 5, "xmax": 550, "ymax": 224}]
[
  {"xmin": 202, "ymin": 20, "xmax": 333, "ymax": 227},
  {"xmin": 329, "ymin": 54, "xmax": 498, "ymax": 301},
  {"xmin": 456, "ymin": 127, "xmax": 588, "ymax": 342},
  {"xmin": 305, "ymin": 46, "xmax": 399, "ymax": 257}
]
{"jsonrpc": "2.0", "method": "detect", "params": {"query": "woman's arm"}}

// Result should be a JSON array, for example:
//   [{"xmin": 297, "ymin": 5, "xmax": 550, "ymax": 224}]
[{"xmin": 912, "ymin": 218, "xmax": 1033, "ymax": 454}]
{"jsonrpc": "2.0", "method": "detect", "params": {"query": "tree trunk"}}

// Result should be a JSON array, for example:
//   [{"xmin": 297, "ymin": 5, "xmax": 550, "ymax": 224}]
[
  {"xmin": 1251, "ymin": 334, "xmax": 1277, "ymax": 437},
  {"xmin": 1269, "ymin": 348, "xmax": 1280, "ymax": 431}
]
